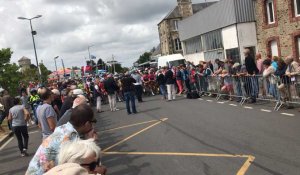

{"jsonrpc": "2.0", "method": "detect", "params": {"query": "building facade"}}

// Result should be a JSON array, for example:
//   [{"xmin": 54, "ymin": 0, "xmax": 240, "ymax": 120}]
[
  {"xmin": 158, "ymin": 0, "xmax": 215, "ymax": 56},
  {"xmin": 18, "ymin": 56, "xmax": 31, "ymax": 72},
  {"xmin": 178, "ymin": 0, "xmax": 257, "ymax": 65},
  {"xmin": 255, "ymin": 0, "xmax": 300, "ymax": 59}
]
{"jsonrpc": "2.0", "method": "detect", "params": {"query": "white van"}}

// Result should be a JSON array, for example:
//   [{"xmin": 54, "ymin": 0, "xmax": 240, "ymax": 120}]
[{"xmin": 157, "ymin": 54, "xmax": 186, "ymax": 68}]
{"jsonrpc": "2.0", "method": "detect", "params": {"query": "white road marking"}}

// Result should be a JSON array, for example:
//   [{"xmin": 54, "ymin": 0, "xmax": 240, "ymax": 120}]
[
  {"xmin": 281, "ymin": 113, "xmax": 295, "ymax": 117},
  {"xmin": 198, "ymin": 98, "xmax": 203, "ymax": 101},
  {"xmin": 0, "ymin": 137, "xmax": 13, "ymax": 151},
  {"xmin": 206, "ymin": 100, "xmax": 213, "ymax": 102},
  {"xmin": 261, "ymin": 109, "xmax": 272, "ymax": 113},
  {"xmin": 29, "ymin": 130, "xmax": 39, "ymax": 134},
  {"xmin": 229, "ymin": 104, "xmax": 238, "ymax": 107},
  {"xmin": 217, "ymin": 102, "xmax": 225, "ymax": 104},
  {"xmin": 244, "ymin": 106, "xmax": 253, "ymax": 109}
]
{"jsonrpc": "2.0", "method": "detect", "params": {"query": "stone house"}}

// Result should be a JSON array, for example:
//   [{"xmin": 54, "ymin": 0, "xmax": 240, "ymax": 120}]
[
  {"xmin": 18, "ymin": 56, "xmax": 31, "ymax": 72},
  {"xmin": 157, "ymin": 0, "xmax": 215, "ymax": 56},
  {"xmin": 255, "ymin": 0, "xmax": 300, "ymax": 59}
]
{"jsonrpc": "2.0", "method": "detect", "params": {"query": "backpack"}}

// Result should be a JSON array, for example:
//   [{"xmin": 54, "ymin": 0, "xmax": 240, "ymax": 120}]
[{"xmin": 187, "ymin": 91, "xmax": 200, "ymax": 99}]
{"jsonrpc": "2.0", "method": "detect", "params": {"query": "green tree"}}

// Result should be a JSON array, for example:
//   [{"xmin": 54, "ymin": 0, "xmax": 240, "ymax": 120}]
[
  {"xmin": 22, "ymin": 67, "xmax": 39, "ymax": 82},
  {"xmin": 0, "ymin": 48, "xmax": 22, "ymax": 96},
  {"xmin": 0, "ymin": 63, "xmax": 21, "ymax": 96},
  {"xmin": 0, "ymin": 48, "xmax": 13, "ymax": 66},
  {"xmin": 40, "ymin": 63, "xmax": 51, "ymax": 84},
  {"xmin": 137, "ymin": 52, "xmax": 152, "ymax": 64},
  {"xmin": 97, "ymin": 58, "xmax": 107, "ymax": 70}
]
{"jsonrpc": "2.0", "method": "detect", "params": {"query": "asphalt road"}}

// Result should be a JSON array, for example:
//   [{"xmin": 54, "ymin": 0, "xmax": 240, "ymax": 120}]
[{"xmin": 0, "ymin": 95, "xmax": 299, "ymax": 175}]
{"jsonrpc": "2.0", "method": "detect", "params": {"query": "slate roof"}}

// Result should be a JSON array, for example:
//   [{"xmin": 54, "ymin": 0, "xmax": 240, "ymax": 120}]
[{"xmin": 159, "ymin": 2, "xmax": 217, "ymax": 24}]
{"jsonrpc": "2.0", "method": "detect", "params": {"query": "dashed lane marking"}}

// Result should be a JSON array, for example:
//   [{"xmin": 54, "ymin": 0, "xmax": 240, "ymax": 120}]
[
  {"xmin": 198, "ymin": 98, "xmax": 203, "ymax": 100},
  {"xmin": 281, "ymin": 113, "xmax": 295, "ymax": 117},
  {"xmin": 206, "ymin": 100, "xmax": 213, "ymax": 102},
  {"xmin": 244, "ymin": 106, "xmax": 253, "ymax": 109},
  {"xmin": 217, "ymin": 102, "xmax": 225, "ymax": 104},
  {"xmin": 261, "ymin": 109, "xmax": 272, "ymax": 113},
  {"xmin": 229, "ymin": 104, "xmax": 238, "ymax": 107}
]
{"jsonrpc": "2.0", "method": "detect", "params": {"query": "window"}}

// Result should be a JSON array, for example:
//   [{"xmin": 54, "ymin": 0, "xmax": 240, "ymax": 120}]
[
  {"xmin": 173, "ymin": 20, "xmax": 179, "ymax": 31},
  {"xmin": 270, "ymin": 40, "xmax": 279, "ymax": 57},
  {"xmin": 185, "ymin": 36, "xmax": 203, "ymax": 54},
  {"xmin": 202, "ymin": 30, "xmax": 223, "ymax": 51},
  {"xmin": 295, "ymin": 0, "xmax": 300, "ymax": 17},
  {"xmin": 266, "ymin": 0, "xmax": 275, "ymax": 24},
  {"xmin": 226, "ymin": 48, "xmax": 240, "ymax": 63},
  {"xmin": 174, "ymin": 38, "xmax": 182, "ymax": 51}
]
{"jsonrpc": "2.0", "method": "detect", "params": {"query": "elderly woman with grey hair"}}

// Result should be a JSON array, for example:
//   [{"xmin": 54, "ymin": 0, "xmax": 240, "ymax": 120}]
[
  {"xmin": 280, "ymin": 56, "xmax": 300, "ymax": 103},
  {"xmin": 45, "ymin": 139, "xmax": 107, "ymax": 175}
]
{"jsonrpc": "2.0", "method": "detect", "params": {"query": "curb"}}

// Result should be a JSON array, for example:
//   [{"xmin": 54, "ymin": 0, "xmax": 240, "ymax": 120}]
[{"xmin": 0, "ymin": 132, "xmax": 13, "ymax": 147}]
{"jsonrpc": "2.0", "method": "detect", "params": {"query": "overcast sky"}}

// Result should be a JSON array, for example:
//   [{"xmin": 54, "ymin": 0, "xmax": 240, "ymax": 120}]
[{"xmin": 0, "ymin": 0, "xmax": 210, "ymax": 71}]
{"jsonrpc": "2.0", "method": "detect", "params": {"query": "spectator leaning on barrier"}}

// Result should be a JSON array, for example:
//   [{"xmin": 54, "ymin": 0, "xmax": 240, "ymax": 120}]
[
  {"xmin": 244, "ymin": 48, "xmax": 259, "ymax": 103},
  {"xmin": 262, "ymin": 59, "xmax": 278, "ymax": 99},
  {"xmin": 256, "ymin": 53, "xmax": 264, "ymax": 75},
  {"xmin": 285, "ymin": 56, "xmax": 300, "ymax": 100},
  {"xmin": 26, "ymin": 104, "xmax": 98, "ymax": 175},
  {"xmin": 272, "ymin": 56, "xmax": 279, "ymax": 71}
]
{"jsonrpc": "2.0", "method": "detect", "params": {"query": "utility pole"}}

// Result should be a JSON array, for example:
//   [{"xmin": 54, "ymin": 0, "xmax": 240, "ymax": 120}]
[
  {"xmin": 112, "ymin": 55, "xmax": 116, "ymax": 75},
  {"xmin": 18, "ymin": 15, "xmax": 42, "ymax": 82},
  {"xmin": 54, "ymin": 56, "xmax": 59, "ymax": 81},
  {"xmin": 61, "ymin": 59, "xmax": 66, "ymax": 78}
]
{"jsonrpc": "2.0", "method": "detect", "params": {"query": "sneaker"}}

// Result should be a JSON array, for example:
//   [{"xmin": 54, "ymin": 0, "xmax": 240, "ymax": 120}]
[
  {"xmin": 115, "ymin": 108, "xmax": 120, "ymax": 111},
  {"xmin": 21, "ymin": 153, "xmax": 26, "ymax": 157}
]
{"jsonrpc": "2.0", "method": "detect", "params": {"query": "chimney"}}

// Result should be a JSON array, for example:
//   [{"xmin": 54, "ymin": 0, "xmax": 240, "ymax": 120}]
[{"xmin": 177, "ymin": 0, "xmax": 193, "ymax": 18}]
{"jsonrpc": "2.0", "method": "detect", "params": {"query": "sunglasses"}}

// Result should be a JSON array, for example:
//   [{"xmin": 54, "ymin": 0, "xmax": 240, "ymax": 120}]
[{"xmin": 81, "ymin": 158, "xmax": 101, "ymax": 171}]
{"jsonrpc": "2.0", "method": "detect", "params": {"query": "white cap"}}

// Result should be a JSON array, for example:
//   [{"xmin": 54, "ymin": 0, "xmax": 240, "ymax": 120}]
[{"xmin": 73, "ymin": 89, "xmax": 84, "ymax": 95}]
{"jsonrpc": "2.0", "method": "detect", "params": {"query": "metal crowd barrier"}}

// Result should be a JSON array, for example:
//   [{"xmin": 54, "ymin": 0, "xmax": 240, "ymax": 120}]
[{"xmin": 195, "ymin": 74, "xmax": 300, "ymax": 111}]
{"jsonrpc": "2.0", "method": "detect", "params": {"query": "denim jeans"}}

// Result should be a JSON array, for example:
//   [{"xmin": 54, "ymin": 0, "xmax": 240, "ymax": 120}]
[
  {"xmin": 134, "ymin": 85, "xmax": 143, "ymax": 102},
  {"xmin": 159, "ymin": 85, "xmax": 167, "ymax": 98},
  {"xmin": 124, "ymin": 92, "xmax": 137, "ymax": 114}
]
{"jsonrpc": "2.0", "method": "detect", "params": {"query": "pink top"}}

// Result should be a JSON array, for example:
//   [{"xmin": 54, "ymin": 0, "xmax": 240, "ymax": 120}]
[{"xmin": 256, "ymin": 59, "xmax": 264, "ymax": 74}]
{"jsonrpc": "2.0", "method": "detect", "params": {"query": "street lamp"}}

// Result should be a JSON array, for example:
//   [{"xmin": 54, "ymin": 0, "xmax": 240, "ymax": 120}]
[
  {"xmin": 54, "ymin": 56, "xmax": 59, "ymax": 81},
  {"xmin": 88, "ymin": 45, "xmax": 94, "ymax": 66},
  {"xmin": 18, "ymin": 15, "xmax": 42, "ymax": 82}
]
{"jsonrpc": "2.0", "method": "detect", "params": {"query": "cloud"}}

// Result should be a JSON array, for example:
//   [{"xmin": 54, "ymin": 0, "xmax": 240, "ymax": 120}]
[{"xmin": 0, "ymin": 0, "xmax": 207, "ymax": 71}]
